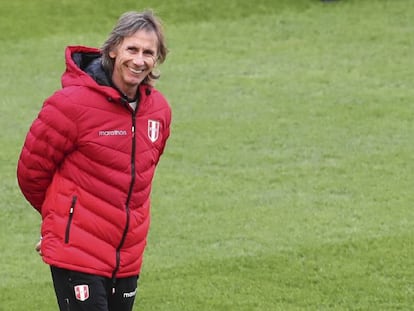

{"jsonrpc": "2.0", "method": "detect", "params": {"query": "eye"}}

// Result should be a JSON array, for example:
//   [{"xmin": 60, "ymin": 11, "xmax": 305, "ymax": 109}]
[
  {"xmin": 144, "ymin": 49, "xmax": 155, "ymax": 56},
  {"xmin": 127, "ymin": 47, "xmax": 138, "ymax": 53}
]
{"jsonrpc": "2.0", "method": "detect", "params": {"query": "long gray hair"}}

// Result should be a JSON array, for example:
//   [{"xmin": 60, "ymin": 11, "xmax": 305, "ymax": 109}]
[{"xmin": 101, "ymin": 10, "xmax": 168, "ymax": 86}]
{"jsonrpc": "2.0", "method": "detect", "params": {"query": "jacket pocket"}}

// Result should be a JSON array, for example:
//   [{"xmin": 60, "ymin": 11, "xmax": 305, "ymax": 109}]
[{"xmin": 64, "ymin": 196, "xmax": 77, "ymax": 244}]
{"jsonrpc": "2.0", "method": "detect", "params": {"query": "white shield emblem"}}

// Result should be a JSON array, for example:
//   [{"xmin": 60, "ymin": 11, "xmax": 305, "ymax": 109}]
[
  {"xmin": 74, "ymin": 285, "xmax": 90, "ymax": 301},
  {"xmin": 148, "ymin": 120, "xmax": 160, "ymax": 143}
]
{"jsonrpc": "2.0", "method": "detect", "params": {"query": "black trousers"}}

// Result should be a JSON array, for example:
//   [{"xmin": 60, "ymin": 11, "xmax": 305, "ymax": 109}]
[{"xmin": 50, "ymin": 266, "xmax": 139, "ymax": 311}]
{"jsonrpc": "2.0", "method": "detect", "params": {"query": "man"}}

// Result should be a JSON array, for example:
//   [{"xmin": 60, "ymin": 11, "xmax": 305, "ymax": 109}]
[{"xmin": 17, "ymin": 10, "xmax": 171, "ymax": 311}]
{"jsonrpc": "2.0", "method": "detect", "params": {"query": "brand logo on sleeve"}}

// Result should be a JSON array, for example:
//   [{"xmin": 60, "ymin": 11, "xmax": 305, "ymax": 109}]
[
  {"xmin": 148, "ymin": 120, "xmax": 160, "ymax": 142},
  {"xmin": 74, "ymin": 285, "xmax": 90, "ymax": 301}
]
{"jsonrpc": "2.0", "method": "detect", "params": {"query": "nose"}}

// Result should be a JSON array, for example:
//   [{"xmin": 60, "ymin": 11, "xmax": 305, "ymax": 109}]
[{"xmin": 133, "ymin": 53, "xmax": 145, "ymax": 66}]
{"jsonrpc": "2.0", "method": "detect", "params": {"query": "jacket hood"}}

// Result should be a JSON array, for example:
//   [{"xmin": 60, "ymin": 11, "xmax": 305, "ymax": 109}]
[
  {"xmin": 61, "ymin": 46, "xmax": 121, "ymax": 100},
  {"xmin": 61, "ymin": 45, "xmax": 154, "ymax": 105}
]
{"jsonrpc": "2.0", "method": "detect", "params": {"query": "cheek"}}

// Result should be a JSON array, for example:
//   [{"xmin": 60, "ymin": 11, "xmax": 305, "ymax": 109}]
[
  {"xmin": 113, "ymin": 57, "xmax": 125, "ymax": 71},
  {"xmin": 147, "ymin": 57, "xmax": 157, "ymax": 69}
]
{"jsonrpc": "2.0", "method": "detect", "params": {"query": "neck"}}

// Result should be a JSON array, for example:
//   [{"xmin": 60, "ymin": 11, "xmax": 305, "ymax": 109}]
[{"xmin": 112, "ymin": 81, "xmax": 139, "ymax": 101}]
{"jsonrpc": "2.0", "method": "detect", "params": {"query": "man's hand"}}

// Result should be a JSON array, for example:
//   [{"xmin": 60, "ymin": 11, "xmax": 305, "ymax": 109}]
[{"xmin": 35, "ymin": 238, "xmax": 42, "ymax": 256}]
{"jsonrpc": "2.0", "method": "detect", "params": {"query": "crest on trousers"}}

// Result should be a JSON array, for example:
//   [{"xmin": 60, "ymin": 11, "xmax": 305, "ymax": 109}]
[
  {"xmin": 148, "ymin": 120, "xmax": 160, "ymax": 143},
  {"xmin": 74, "ymin": 285, "xmax": 90, "ymax": 301}
]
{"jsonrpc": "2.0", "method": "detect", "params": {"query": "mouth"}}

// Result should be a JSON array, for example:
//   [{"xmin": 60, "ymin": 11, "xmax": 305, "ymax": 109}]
[{"xmin": 129, "ymin": 67, "xmax": 145, "ymax": 75}]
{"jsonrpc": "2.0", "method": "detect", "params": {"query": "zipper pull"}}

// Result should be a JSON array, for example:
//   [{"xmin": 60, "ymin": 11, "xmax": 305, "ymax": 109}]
[{"xmin": 70, "ymin": 196, "xmax": 77, "ymax": 214}]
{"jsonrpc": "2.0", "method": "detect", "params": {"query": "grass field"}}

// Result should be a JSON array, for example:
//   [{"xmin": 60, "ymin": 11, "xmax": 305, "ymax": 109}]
[{"xmin": 1, "ymin": 0, "xmax": 414, "ymax": 310}]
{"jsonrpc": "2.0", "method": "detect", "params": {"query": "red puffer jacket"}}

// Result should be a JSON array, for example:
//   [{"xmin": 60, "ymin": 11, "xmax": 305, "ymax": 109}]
[{"xmin": 17, "ymin": 46, "xmax": 171, "ymax": 278}]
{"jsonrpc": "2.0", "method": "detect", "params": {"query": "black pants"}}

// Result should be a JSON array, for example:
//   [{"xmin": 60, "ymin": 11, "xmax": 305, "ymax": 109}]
[{"xmin": 50, "ymin": 266, "xmax": 139, "ymax": 311}]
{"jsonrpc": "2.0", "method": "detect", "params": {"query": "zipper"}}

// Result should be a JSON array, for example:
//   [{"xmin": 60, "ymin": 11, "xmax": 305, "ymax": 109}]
[
  {"xmin": 111, "ymin": 109, "xmax": 137, "ymax": 292},
  {"xmin": 64, "ymin": 196, "xmax": 77, "ymax": 244}
]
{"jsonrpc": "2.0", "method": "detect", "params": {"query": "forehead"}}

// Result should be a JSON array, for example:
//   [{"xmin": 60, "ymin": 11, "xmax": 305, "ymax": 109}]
[{"xmin": 120, "ymin": 29, "xmax": 158, "ymax": 50}]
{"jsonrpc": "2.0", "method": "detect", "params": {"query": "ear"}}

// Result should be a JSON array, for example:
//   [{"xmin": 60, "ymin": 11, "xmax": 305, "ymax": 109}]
[{"xmin": 109, "ymin": 50, "xmax": 117, "ymax": 59}]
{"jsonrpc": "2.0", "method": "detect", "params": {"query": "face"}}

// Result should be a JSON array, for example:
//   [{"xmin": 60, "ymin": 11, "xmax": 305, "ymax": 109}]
[{"xmin": 109, "ymin": 29, "xmax": 158, "ymax": 98}]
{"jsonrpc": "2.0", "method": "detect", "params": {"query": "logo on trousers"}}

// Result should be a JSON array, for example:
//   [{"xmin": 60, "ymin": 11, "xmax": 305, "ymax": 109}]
[
  {"xmin": 74, "ymin": 285, "xmax": 90, "ymax": 301},
  {"xmin": 148, "ymin": 120, "xmax": 160, "ymax": 142},
  {"xmin": 123, "ymin": 289, "xmax": 137, "ymax": 298}
]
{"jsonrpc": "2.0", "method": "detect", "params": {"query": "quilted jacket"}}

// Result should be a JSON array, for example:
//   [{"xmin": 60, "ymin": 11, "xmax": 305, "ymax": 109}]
[{"xmin": 17, "ymin": 45, "xmax": 171, "ymax": 278}]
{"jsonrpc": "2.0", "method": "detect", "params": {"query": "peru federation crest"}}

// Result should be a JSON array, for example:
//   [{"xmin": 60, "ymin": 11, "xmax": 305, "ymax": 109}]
[
  {"xmin": 148, "ymin": 120, "xmax": 160, "ymax": 143},
  {"xmin": 74, "ymin": 285, "xmax": 90, "ymax": 301}
]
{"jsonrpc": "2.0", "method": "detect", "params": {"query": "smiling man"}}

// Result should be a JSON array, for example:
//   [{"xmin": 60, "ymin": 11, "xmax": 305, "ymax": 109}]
[
  {"xmin": 107, "ymin": 28, "xmax": 159, "ymax": 99},
  {"xmin": 17, "ymin": 11, "xmax": 171, "ymax": 311}
]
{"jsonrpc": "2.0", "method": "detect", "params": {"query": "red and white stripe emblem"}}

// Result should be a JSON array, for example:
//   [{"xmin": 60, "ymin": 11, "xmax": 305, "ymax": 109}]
[
  {"xmin": 74, "ymin": 285, "xmax": 90, "ymax": 301},
  {"xmin": 148, "ymin": 120, "xmax": 160, "ymax": 143}
]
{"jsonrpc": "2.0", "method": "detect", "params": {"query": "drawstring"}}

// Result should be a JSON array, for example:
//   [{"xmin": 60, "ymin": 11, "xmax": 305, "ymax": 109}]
[{"xmin": 112, "ymin": 277, "xmax": 116, "ymax": 295}]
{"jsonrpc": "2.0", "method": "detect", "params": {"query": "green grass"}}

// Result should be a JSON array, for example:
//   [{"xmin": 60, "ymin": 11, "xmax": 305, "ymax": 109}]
[{"xmin": 1, "ymin": 0, "xmax": 414, "ymax": 310}]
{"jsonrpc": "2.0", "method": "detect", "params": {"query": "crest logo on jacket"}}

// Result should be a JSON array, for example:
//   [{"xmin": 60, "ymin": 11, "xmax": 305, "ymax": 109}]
[
  {"xmin": 148, "ymin": 120, "xmax": 160, "ymax": 142},
  {"xmin": 74, "ymin": 285, "xmax": 90, "ymax": 301}
]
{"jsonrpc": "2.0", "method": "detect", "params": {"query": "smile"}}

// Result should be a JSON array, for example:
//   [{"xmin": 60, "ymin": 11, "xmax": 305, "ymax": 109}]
[{"xmin": 129, "ymin": 67, "xmax": 145, "ymax": 74}]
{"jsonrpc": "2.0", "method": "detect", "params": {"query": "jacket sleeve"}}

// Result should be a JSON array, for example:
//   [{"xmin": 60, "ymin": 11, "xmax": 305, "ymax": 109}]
[
  {"xmin": 17, "ymin": 93, "xmax": 77, "ymax": 212},
  {"xmin": 159, "ymin": 106, "xmax": 172, "ymax": 157}
]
